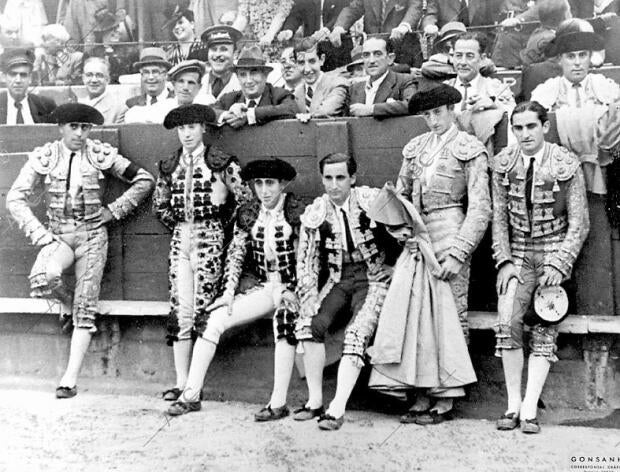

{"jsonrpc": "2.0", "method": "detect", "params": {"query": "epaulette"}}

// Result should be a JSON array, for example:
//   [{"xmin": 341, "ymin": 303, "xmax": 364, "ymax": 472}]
[
  {"xmin": 355, "ymin": 186, "xmax": 379, "ymax": 213},
  {"xmin": 237, "ymin": 198, "xmax": 261, "ymax": 232},
  {"xmin": 549, "ymin": 144, "xmax": 580, "ymax": 181},
  {"xmin": 283, "ymin": 193, "xmax": 305, "ymax": 227},
  {"xmin": 401, "ymin": 134, "xmax": 429, "ymax": 161},
  {"xmin": 449, "ymin": 131, "xmax": 487, "ymax": 162},
  {"xmin": 29, "ymin": 142, "xmax": 59, "ymax": 175},
  {"xmin": 86, "ymin": 139, "xmax": 117, "ymax": 170},
  {"xmin": 300, "ymin": 195, "xmax": 327, "ymax": 229},
  {"xmin": 492, "ymin": 144, "xmax": 520, "ymax": 174},
  {"xmin": 159, "ymin": 149, "xmax": 181, "ymax": 176},
  {"xmin": 205, "ymin": 144, "xmax": 235, "ymax": 172}
]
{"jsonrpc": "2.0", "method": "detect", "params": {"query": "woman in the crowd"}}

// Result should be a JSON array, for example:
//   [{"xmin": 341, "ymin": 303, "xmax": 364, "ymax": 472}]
[{"xmin": 165, "ymin": 8, "xmax": 204, "ymax": 65}]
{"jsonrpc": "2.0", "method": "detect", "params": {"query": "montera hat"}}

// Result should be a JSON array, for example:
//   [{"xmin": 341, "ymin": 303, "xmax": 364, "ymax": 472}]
[
  {"xmin": 163, "ymin": 104, "xmax": 217, "ymax": 129},
  {"xmin": 133, "ymin": 47, "xmax": 172, "ymax": 71},
  {"xmin": 168, "ymin": 59, "xmax": 206, "ymax": 80},
  {"xmin": 234, "ymin": 45, "xmax": 273, "ymax": 72},
  {"xmin": 52, "ymin": 103, "xmax": 104, "ymax": 125},
  {"xmin": 0, "ymin": 47, "xmax": 35, "ymax": 72},
  {"xmin": 408, "ymin": 83, "xmax": 462, "ymax": 115},
  {"xmin": 545, "ymin": 31, "xmax": 604, "ymax": 57},
  {"xmin": 201, "ymin": 25, "xmax": 242, "ymax": 47},
  {"xmin": 241, "ymin": 158, "xmax": 297, "ymax": 181}
]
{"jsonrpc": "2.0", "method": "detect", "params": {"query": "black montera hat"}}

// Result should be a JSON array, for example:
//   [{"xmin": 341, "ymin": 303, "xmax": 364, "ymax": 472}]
[
  {"xmin": 53, "ymin": 103, "xmax": 104, "ymax": 125},
  {"xmin": 545, "ymin": 31, "xmax": 604, "ymax": 57},
  {"xmin": 163, "ymin": 104, "xmax": 216, "ymax": 129},
  {"xmin": 408, "ymin": 83, "xmax": 462, "ymax": 115},
  {"xmin": 241, "ymin": 158, "xmax": 297, "ymax": 181}
]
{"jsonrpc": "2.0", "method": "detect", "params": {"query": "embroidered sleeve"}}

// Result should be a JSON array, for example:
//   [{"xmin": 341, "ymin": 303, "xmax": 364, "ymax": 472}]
[
  {"xmin": 295, "ymin": 223, "xmax": 321, "ymax": 304},
  {"xmin": 491, "ymin": 170, "xmax": 513, "ymax": 268},
  {"xmin": 545, "ymin": 167, "xmax": 590, "ymax": 276},
  {"xmin": 106, "ymin": 154, "xmax": 155, "ymax": 220},
  {"xmin": 448, "ymin": 151, "xmax": 492, "ymax": 263},
  {"xmin": 396, "ymin": 157, "xmax": 414, "ymax": 201},
  {"xmin": 152, "ymin": 172, "xmax": 176, "ymax": 231},
  {"xmin": 223, "ymin": 159, "xmax": 253, "ymax": 208},
  {"xmin": 6, "ymin": 158, "xmax": 54, "ymax": 246},
  {"xmin": 221, "ymin": 222, "xmax": 250, "ymax": 298}
]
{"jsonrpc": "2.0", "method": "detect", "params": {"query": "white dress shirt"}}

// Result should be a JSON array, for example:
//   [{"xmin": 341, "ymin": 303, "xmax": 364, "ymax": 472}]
[
  {"xmin": 333, "ymin": 196, "xmax": 357, "ymax": 251},
  {"xmin": 7, "ymin": 93, "xmax": 34, "ymax": 125},
  {"xmin": 60, "ymin": 142, "xmax": 83, "ymax": 203},
  {"xmin": 561, "ymin": 76, "xmax": 587, "ymax": 108},
  {"xmin": 124, "ymin": 89, "xmax": 175, "ymax": 124},
  {"xmin": 454, "ymin": 74, "xmax": 483, "ymax": 111},
  {"xmin": 245, "ymin": 95, "xmax": 262, "ymax": 125},
  {"xmin": 522, "ymin": 143, "xmax": 547, "ymax": 202},
  {"xmin": 365, "ymin": 70, "xmax": 389, "ymax": 106}
]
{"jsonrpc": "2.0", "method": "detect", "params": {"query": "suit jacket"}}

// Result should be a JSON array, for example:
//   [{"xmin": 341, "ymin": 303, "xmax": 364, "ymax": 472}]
[
  {"xmin": 294, "ymin": 72, "xmax": 348, "ymax": 116},
  {"xmin": 125, "ymin": 89, "xmax": 175, "ymax": 108},
  {"xmin": 79, "ymin": 89, "xmax": 125, "ymax": 125},
  {"xmin": 0, "ymin": 91, "xmax": 57, "ymax": 125},
  {"xmin": 349, "ymin": 70, "xmax": 417, "ymax": 118},
  {"xmin": 214, "ymin": 83, "xmax": 299, "ymax": 125},
  {"xmin": 335, "ymin": 0, "xmax": 425, "ymax": 32},
  {"xmin": 282, "ymin": 0, "xmax": 349, "ymax": 34},
  {"xmin": 422, "ymin": 0, "xmax": 504, "ymax": 28}
]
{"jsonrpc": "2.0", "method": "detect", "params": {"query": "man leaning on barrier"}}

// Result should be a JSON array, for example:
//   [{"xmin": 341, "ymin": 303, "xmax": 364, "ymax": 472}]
[{"xmin": 6, "ymin": 103, "xmax": 155, "ymax": 399}]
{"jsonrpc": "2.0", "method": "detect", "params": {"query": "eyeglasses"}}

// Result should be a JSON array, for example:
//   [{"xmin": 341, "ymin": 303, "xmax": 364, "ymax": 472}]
[
  {"xmin": 84, "ymin": 72, "xmax": 107, "ymax": 79},
  {"xmin": 141, "ymin": 69, "xmax": 166, "ymax": 77}
]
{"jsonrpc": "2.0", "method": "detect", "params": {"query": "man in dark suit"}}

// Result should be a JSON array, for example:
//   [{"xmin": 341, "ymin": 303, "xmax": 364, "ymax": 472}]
[
  {"xmin": 329, "ymin": 0, "xmax": 426, "ymax": 66},
  {"xmin": 214, "ymin": 46, "xmax": 298, "ymax": 128},
  {"xmin": 349, "ymin": 36, "xmax": 417, "ymax": 119},
  {"xmin": 0, "ymin": 48, "xmax": 56, "ymax": 125},
  {"xmin": 421, "ymin": 0, "xmax": 505, "ymax": 29},
  {"xmin": 278, "ymin": 0, "xmax": 350, "ymax": 40}
]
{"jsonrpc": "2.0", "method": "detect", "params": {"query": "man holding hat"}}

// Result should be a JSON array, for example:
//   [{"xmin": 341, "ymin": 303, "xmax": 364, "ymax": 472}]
[
  {"xmin": 214, "ymin": 45, "xmax": 298, "ymax": 129},
  {"xmin": 123, "ymin": 47, "xmax": 174, "ymax": 124},
  {"xmin": 398, "ymin": 84, "xmax": 491, "ymax": 354},
  {"xmin": 6, "ymin": 103, "xmax": 155, "ymax": 398},
  {"xmin": 166, "ymin": 158, "xmax": 305, "ymax": 420},
  {"xmin": 153, "ymin": 104, "xmax": 251, "ymax": 405},
  {"xmin": 0, "ymin": 47, "xmax": 56, "ymax": 125},
  {"xmin": 195, "ymin": 25, "xmax": 243, "ymax": 105},
  {"xmin": 492, "ymin": 101, "xmax": 589, "ymax": 434}
]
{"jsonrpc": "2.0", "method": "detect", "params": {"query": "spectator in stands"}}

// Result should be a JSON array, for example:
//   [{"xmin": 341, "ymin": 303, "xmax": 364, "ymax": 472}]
[
  {"xmin": 279, "ymin": 46, "xmax": 304, "ymax": 92},
  {"xmin": 345, "ymin": 46, "xmax": 366, "ymax": 79},
  {"xmin": 165, "ymin": 158, "xmax": 303, "ymax": 421},
  {"xmin": 277, "ymin": 0, "xmax": 349, "ymax": 42},
  {"xmin": 348, "ymin": 36, "xmax": 417, "ymax": 119},
  {"xmin": 445, "ymin": 32, "xmax": 515, "ymax": 114},
  {"xmin": 0, "ymin": 48, "xmax": 56, "ymax": 125},
  {"xmin": 232, "ymin": 0, "xmax": 294, "ymax": 58},
  {"xmin": 294, "ymin": 153, "xmax": 397, "ymax": 431},
  {"xmin": 166, "ymin": 59, "xmax": 206, "ymax": 106},
  {"xmin": 79, "ymin": 56, "xmax": 125, "ymax": 124},
  {"xmin": 329, "ymin": 0, "xmax": 426, "ymax": 67},
  {"xmin": 2, "ymin": 0, "xmax": 47, "ymax": 45},
  {"xmin": 520, "ymin": 0, "xmax": 571, "ymax": 66},
  {"xmin": 193, "ymin": 25, "xmax": 242, "ymax": 105},
  {"xmin": 123, "ymin": 47, "xmax": 174, "ymax": 124},
  {"xmin": 6, "ymin": 102, "xmax": 154, "ymax": 400},
  {"xmin": 421, "ymin": 0, "xmax": 506, "ymax": 32},
  {"xmin": 35, "ymin": 24, "xmax": 83, "ymax": 86},
  {"xmin": 492, "ymin": 101, "xmax": 589, "ymax": 434},
  {"xmin": 165, "ymin": 8, "xmax": 204, "ymax": 66},
  {"xmin": 214, "ymin": 45, "xmax": 298, "ymax": 128},
  {"xmin": 573, "ymin": 0, "xmax": 620, "ymax": 65},
  {"xmin": 293, "ymin": 41, "xmax": 348, "ymax": 122},
  {"xmin": 0, "ymin": 15, "xmax": 23, "ymax": 55},
  {"xmin": 152, "ymin": 104, "xmax": 250, "ymax": 405},
  {"xmin": 420, "ymin": 21, "xmax": 466, "ymax": 82},
  {"xmin": 63, "ymin": 0, "xmax": 127, "ymax": 45}
]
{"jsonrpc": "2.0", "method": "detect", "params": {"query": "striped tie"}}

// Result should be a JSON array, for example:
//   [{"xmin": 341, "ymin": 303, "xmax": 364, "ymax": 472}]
[{"xmin": 305, "ymin": 86, "xmax": 313, "ymax": 112}]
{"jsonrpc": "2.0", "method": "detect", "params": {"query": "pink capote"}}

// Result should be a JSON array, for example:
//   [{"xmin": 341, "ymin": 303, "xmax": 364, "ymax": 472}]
[{"xmin": 366, "ymin": 188, "xmax": 477, "ymax": 391}]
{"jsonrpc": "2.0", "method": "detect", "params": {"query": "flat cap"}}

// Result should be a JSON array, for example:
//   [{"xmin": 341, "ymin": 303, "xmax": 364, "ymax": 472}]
[
  {"xmin": 200, "ymin": 25, "xmax": 242, "ymax": 47},
  {"xmin": 408, "ymin": 83, "xmax": 462, "ymax": 115},
  {"xmin": 52, "ymin": 103, "xmax": 104, "ymax": 125},
  {"xmin": 0, "ymin": 48, "xmax": 35, "ymax": 72},
  {"xmin": 168, "ymin": 59, "xmax": 206, "ymax": 80},
  {"xmin": 241, "ymin": 158, "xmax": 297, "ymax": 181},
  {"xmin": 545, "ymin": 31, "xmax": 604, "ymax": 56},
  {"xmin": 163, "ymin": 104, "xmax": 216, "ymax": 129}
]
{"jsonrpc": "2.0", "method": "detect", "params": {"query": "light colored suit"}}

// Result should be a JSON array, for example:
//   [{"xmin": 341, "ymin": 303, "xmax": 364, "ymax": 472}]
[
  {"xmin": 294, "ymin": 72, "xmax": 348, "ymax": 117},
  {"xmin": 79, "ymin": 90, "xmax": 125, "ymax": 125}
]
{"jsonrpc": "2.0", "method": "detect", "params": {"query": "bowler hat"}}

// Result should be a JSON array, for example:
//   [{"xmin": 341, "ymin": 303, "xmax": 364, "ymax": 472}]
[
  {"xmin": 408, "ymin": 84, "xmax": 462, "ymax": 115},
  {"xmin": 133, "ymin": 47, "xmax": 172, "ymax": 71},
  {"xmin": 241, "ymin": 158, "xmax": 297, "ymax": 181},
  {"xmin": 52, "ymin": 103, "xmax": 104, "ymax": 125},
  {"xmin": 163, "ymin": 104, "xmax": 216, "ymax": 129},
  {"xmin": 234, "ymin": 45, "xmax": 273, "ymax": 72}
]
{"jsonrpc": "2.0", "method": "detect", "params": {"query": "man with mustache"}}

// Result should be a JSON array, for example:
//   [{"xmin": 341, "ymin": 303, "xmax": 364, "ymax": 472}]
[{"xmin": 0, "ymin": 48, "xmax": 56, "ymax": 125}]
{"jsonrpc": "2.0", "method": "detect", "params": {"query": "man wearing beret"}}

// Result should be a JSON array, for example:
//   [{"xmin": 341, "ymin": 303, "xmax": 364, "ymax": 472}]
[
  {"xmin": 153, "ymin": 104, "xmax": 252, "ymax": 404},
  {"xmin": 123, "ymin": 47, "xmax": 175, "ymax": 124},
  {"xmin": 213, "ymin": 45, "xmax": 298, "ymax": 129},
  {"xmin": 166, "ymin": 158, "xmax": 305, "ymax": 419},
  {"xmin": 6, "ymin": 103, "xmax": 155, "ymax": 398},
  {"xmin": 193, "ymin": 25, "xmax": 242, "ymax": 105},
  {"xmin": 396, "ymin": 83, "xmax": 491, "ymax": 423},
  {"xmin": 0, "ymin": 48, "xmax": 56, "ymax": 125},
  {"xmin": 295, "ymin": 153, "xmax": 399, "ymax": 431}
]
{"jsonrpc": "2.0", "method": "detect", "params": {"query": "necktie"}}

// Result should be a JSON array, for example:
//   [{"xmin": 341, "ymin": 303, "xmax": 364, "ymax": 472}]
[
  {"xmin": 525, "ymin": 156, "xmax": 536, "ymax": 213},
  {"xmin": 150, "ymin": 96, "xmax": 158, "ymax": 105},
  {"xmin": 248, "ymin": 99, "xmax": 257, "ymax": 108},
  {"xmin": 340, "ymin": 209, "xmax": 356, "ymax": 253},
  {"xmin": 305, "ymin": 86, "xmax": 313, "ymax": 112},
  {"xmin": 572, "ymin": 82, "xmax": 582, "ymax": 108},
  {"xmin": 65, "ymin": 152, "xmax": 76, "ymax": 215},
  {"xmin": 461, "ymin": 82, "xmax": 470, "ymax": 111},
  {"xmin": 66, "ymin": 152, "xmax": 76, "ymax": 191},
  {"xmin": 15, "ymin": 101, "xmax": 24, "ymax": 124},
  {"xmin": 211, "ymin": 77, "xmax": 224, "ymax": 98}
]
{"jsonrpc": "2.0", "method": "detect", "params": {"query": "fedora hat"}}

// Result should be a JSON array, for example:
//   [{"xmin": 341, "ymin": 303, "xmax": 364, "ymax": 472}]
[
  {"xmin": 346, "ymin": 45, "xmax": 364, "ymax": 72},
  {"xmin": 234, "ymin": 45, "xmax": 273, "ymax": 72},
  {"xmin": 133, "ymin": 47, "xmax": 172, "ymax": 71}
]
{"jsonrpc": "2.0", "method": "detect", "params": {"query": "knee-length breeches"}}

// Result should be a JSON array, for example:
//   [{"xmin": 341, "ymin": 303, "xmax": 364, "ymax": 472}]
[
  {"xmin": 201, "ymin": 278, "xmax": 298, "ymax": 345},
  {"xmin": 28, "ymin": 221, "xmax": 108, "ymax": 333},
  {"xmin": 166, "ymin": 221, "xmax": 225, "ymax": 344},
  {"xmin": 494, "ymin": 251, "xmax": 559, "ymax": 363}
]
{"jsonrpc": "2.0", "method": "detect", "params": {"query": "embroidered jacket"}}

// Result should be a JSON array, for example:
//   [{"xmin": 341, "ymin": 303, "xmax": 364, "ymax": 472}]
[
  {"xmin": 152, "ymin": 144, "xmax": 251, "ymax": 230},
  {"xmin": 6, "ymin": 139, "xmax": 154, "ymax": 245},
  {"xmin": 296, "ymin": 186, "xmax": 389, "ymax": 306},
  {"xmin": 397, "ymin": 128, "xmax": 492, "ymax": 263},
  {"xmin": 221, "ymin": 193, "xmax": 304, "ymax": 297},
  {"xmin": 491, "ymin": 142, "xmax": 590, "ymax": 276},
  {"xmin": 531, "ymin": 73, "xmax": 620, "ymax": 110}
]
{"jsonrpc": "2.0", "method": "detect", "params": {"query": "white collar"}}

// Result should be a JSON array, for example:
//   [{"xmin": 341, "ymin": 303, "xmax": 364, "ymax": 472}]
[
  {"xmin": 245, "ymin": 95, "xmax": 261, "ymax": 106},
  {"xmin": 561, "ymin": 75, "xmax": 588, "ymax": 89},
  {"xmin": 366, "ymin": 70, "xmax": 389, "ymax": 90},
  {"xmin": 307, "ymin": 72, "xmax": 323, "ymax": 91},
  {"xmin": 7, "ymin": 92, "xmax": 26, "ymax": 108},
  {"xmin": 61, "ymin": 141, "xmax": 81, "ymax": 158},
  {"xmin": 261, "ymin": 193, "xmax": 286, "ymax": 214},
  {"xmin": 522, "ymin": 142, "xmax": 546, "ymax": 165},
  {"xmin": 456, "ymin": 73, "xmax": 482, "ymax": 90},
  {"xmin": 183, "ymin": 143, "xmax": 205, "ymax": 162},
  {"xmin": 148, "ymin": 88, "xmax": 169, "ymax": 104},
  {"xmin": 332, "ymin": 194, "xmax": 351, "ymax": 213}
]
